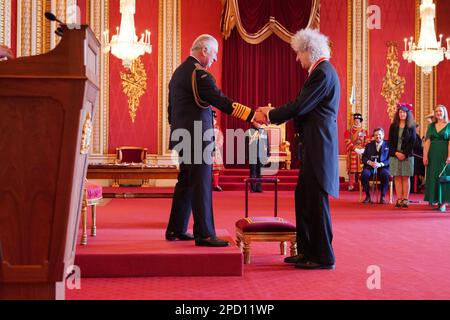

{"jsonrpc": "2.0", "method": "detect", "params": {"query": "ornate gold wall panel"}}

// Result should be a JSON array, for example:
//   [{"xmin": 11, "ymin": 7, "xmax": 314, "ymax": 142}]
[
  {"xmin": 381, "ymin": 42, "xmax": 406, "ymax": 121},
  {"xmin": 87, "ymin": 0, "xmax": 109, "ymax": 157},
  {"xmin": 348, "ymin": 0, "xmax": 369, "ymax": 130},
  {"xmin": 0, "ymin": 0, "xmax": 11, "ymax": 47},
  {"xmin": 415, "ymin": 0, "xmax": 436, "ymax": 133},
  {"xmin": 158, "ymin": 0, "xmax": 180, "ymax": 155}
]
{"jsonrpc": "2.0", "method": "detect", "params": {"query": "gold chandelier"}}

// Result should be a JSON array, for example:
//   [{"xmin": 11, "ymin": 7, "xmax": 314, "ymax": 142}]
[
  {"xmin": 402, "ymin": 0, "xmax": 450, "ymax": 74},
  {"xmin": 103, "ymin": 0, "xmax": 152, "ymax": 69}
]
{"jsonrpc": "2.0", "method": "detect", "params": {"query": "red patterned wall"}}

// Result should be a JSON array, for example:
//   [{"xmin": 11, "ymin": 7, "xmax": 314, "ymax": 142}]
[
  {"xmin": 180, "ymin": 0, "xmax": 224, "ymax": 126},
  {"xmin": 321, "ymin": 0, "xmax": 348, "ymax": 155},
  {"xmin": 77, "ymin": 0, "xmax": 86, "ymax": 25},
  {"xmin": 437, "ymin": 0, "xmax": 450, "ymax": 109},
  {"xmin": 10, "ymin": 0, "xmax": 16, "ymax": 56},
  {"xmin": 108, "ymin": 0, "xmax": 159, "ymax": 154},
  {"xmin": 369, "ymin": 0, "xmax": 415, "ymax": 135}
]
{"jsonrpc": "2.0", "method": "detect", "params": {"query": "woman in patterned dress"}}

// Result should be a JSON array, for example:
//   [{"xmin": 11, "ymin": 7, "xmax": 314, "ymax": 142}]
[{"xmin": 388, "ymin": 103, "xmax": 416, "ymax": 209}]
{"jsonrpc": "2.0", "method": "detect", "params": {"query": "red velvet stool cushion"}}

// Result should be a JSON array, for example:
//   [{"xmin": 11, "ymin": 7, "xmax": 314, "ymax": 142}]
[
  {"xmin": 235, "ymin": 217, "xmax": 296, "ymax": 232},
  {"xmin": 86, "ymin": 181, "xmax": 102, "ymax": 200}
]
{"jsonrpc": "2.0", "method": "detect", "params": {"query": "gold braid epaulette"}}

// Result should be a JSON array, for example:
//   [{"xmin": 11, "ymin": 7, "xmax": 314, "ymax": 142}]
[
  {"xmin": 231, "ymin": 102, "xmax": 252, "ymax": 121},
  {"xmin": 192, "ymin": 63, "xmax": 211, "ymax": 109}
]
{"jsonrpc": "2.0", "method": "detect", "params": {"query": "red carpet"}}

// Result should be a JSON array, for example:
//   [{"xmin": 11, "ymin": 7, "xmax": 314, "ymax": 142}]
[{"xmin": 67, "ymin": 191, "xmax": 450, "ymax": 300}]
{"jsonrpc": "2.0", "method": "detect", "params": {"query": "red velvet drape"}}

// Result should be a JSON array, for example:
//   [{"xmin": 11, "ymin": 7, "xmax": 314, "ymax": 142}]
[{"xmin": 221, "ymin": 0, "xmax": 312, "ymax": 168}]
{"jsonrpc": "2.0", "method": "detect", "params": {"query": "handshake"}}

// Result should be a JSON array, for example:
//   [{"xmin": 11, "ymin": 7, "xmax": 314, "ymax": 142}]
[{"xmin": 252, "ymin": 104, "xmax": 274, "ymax": 128}]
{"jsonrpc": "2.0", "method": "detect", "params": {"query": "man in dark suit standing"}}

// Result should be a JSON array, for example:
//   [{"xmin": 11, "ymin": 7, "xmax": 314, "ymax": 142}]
[
  {"xmin": 166, "ymin": 34, "xmax": 257, "ymax": 247},
  {"xmin": 255, "ymin": 28, "xmax": 339, "ymax": 270},
  {"xmin": 360, "ymin": 128, "xmax": 390, "ymax": 204},
  {"xmin": 246, "ymin": 127, "xmax": 269, "ymax": 192}
]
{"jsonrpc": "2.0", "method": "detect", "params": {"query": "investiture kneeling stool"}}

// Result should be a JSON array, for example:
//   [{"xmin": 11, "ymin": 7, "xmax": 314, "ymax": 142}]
[{"xmin": 235, "ymin": 178, "xmax": 297, "ymax": 264}]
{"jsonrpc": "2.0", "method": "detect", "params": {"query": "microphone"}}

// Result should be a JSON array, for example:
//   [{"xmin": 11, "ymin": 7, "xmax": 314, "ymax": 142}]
[
  {"xmin": 45, "ymin": 12, "xmax": 65, "ymax": 37},
  {"xmin": 45, "ymin": 12, "xmax": 65, "ymax": 25}
]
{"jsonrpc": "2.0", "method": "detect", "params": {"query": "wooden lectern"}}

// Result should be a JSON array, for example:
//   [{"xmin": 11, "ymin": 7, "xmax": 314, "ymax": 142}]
[{"xmin": 0, "ymin": 25, "xmax": 100, "ymax": 300}]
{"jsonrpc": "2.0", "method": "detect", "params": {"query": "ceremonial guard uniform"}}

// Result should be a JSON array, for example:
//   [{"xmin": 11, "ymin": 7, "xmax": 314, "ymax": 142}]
[{"xmin": 344, "ymin": 113, "xmax": 370, "ymax": 190}]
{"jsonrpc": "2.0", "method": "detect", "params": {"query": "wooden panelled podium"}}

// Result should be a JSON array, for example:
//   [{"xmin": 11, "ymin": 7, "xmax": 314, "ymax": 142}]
[{"xmin": 0, "ymin": 25, "xmax": 100, "ymax": 300}]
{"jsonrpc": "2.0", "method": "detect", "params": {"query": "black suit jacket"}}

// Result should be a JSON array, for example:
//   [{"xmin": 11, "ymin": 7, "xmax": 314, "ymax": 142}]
[
  {"xmin": 168, "ymin": 56, "xmax": 255, "ymax": 150},
  {"xmin": 388, "ymin": 124, "xmax": 416, "ymax": 158},
  {"xmin": 362, "ymin": 140, "xmax": 390, "ymax": 170},
  {"xmin": 268, "ymin": 60, "xmax": 340, "ymax": 198}
]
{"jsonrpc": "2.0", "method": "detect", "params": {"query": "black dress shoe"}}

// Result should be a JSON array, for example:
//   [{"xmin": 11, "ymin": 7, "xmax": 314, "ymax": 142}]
[
  {"xmin": 295, "ymin": 260, "xmax": 335, "ymax": 270},
  {"xmin": 284, "ymin": 254, "xmax": 305, "ymax": 264},
  {"xmin": 362, "ymin": 195, "xmax": 371, "ymax": 204},
  {"xmin": 165, "ymin": 231, "xmax": 195, "ymax": 241},
  {"xmin": 213, "ymin": 186, "xmax": 223, "ymax": 192},
  {"xmin": 195, "ymin": 236, "xmax": 230, "ymax": 247},
  {"xmin": 379, "ymin": 197, "xmax": 387, "ymax": 204}
]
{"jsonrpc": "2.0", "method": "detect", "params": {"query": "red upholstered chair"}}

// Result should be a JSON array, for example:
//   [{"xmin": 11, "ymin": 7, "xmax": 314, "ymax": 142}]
[
  {"xmin": 235, "ymin": 178, "xmax": 297, "ymax": 264},
  {"xmin": 266, "ymin": 124, "xmax": 291, "ymax": 169},
  {"xmin": 81, "ymin": 180, "xmax": 103, "ymax": 245},
  {"xmin": 115, "ymin": 146, "xmax": 148, "ymax": 164},
  {"xmin": 114, "ymin": 146, "xmax": 148, "ymax": 186}
]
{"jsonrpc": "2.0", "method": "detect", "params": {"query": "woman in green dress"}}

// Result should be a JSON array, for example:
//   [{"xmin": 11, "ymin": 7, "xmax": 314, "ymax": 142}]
[{"xmin": 423, "ymin": 105, "xmax": 450, "ymax": 211}]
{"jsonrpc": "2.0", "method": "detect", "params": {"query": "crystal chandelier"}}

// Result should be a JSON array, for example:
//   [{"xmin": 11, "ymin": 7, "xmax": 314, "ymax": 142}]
[
  {"xmin": 103, "ymin": 0, "xmax": 152, "ymax": 69},
  {"xmin": 402, "ymin": 0, "xmax": 450, "ymax": 75}
]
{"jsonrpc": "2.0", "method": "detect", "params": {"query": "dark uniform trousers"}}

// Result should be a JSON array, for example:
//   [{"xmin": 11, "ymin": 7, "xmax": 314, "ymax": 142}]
[
  {"xmin": 295, "ymin": 155, "xmax": 335, "ymax": 265},
  {"xmin": 167, "ymin": 162, "xmax": 215, "ymax": 238}
]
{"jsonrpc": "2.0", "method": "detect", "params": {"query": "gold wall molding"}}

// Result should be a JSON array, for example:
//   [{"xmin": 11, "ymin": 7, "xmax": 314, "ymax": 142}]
[
  {"xmin": 348, "ymin": 0, "xmax": 369, "ymax": 131},
  {"xmin": 158, "ymin": 0, "xmax": 180, "ymax": 155},
  {"xmin": 381, "ymin": 42, "xmax": 406, "ymax": 121},
  {"xmin": 415, "ymin": 0, "xmax": 436, "ymax": 133},
  {"xmin": 87, "ymin": 0, "xmax": 109, "ymax": 156},
  {"xmin": 221, "ymin": 0, "xmax": 320, "ymax": 44},
  {"xmin": 0, "ymin": 0, "xmax": 12, "ymax": 47}
]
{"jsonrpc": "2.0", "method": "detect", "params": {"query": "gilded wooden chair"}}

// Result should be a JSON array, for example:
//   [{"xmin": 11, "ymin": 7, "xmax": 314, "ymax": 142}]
[{"xmin": 265, "ymin": 124, "xmax": 291, "ymax": 169}]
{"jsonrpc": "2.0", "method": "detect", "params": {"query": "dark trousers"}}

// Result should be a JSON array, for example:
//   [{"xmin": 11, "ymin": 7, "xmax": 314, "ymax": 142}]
[
  {"xmin": 250, "ymin": 162, "xmax": 262, "ymax": 192},
  {"xmin": 295, "ymin": 163, "xmax": 335, "ymax": 265},
  {"xmin": 166, "ymin": 162, "xmax": 215, "ymax": 239},
  {"xmin": 360, "ymin": 167, "xmax": 389, "ymax": 198}
]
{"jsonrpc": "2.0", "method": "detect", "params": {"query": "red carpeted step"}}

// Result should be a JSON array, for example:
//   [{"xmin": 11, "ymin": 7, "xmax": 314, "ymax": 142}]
[{"xmin": 75, "ymin": 229, "xmax": 243, "ymax": 277}]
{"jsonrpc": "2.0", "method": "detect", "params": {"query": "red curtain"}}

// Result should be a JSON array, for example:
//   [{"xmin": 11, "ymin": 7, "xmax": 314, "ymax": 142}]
[{"xmin": 221, "ymin": 0, "xmax": 312, "ymax": 168}]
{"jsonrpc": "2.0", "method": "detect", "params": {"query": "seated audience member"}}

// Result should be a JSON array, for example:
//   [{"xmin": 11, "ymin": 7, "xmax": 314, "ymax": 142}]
[{"xmin": 360, "ymin": 128, "xmax": 390, "ymax": 204}]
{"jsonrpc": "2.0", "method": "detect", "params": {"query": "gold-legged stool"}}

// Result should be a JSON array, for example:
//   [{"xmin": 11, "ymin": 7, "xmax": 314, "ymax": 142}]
[
  {"xmin": 235, "ymin": 178, "xmax": 297, "ymax": 264},
  {"xmin": 81, "ymin": 180, "xmax": 102, "ymax": 245}
]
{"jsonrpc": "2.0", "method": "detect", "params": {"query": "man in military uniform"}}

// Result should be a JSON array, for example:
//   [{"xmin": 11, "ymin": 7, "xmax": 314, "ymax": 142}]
[
  {"xmin": 166, "ymin": 34, "xmax": 257, "ymax": 247},
  {"xmin": 344, "ymin": 113, "xmax": 370, "ymax": 191}
]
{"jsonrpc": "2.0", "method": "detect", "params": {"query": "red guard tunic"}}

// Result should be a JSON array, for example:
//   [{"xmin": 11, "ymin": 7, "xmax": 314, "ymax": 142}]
[{"xmin": 344, "ymin": 126, "xmax": 370, "ymax": 173}]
